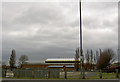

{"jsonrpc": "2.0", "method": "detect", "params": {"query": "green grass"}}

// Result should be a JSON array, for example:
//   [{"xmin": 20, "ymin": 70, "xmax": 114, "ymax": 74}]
[
  {"xmin": 102, "ymin": 73, "xmax": 115, "ymax": 79},
  {"xmin": 86, "ymin": 72, "xmax": 120, "ymax": 79}
]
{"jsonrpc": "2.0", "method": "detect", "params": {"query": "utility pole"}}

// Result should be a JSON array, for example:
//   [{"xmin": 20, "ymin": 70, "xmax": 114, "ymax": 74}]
[
  {"xmin": 79, "ymin": 0, "xmax": 83, "ymax": 79},
  {"xmin": 79, "ymin": 0, "xmax": 85, "ymax": 79}
]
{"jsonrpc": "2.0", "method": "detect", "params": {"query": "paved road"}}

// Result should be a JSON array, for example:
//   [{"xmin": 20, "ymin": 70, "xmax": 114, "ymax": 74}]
[{"xmin": 1, "ymin": 79, "xmax": 119, "ymax": 82}]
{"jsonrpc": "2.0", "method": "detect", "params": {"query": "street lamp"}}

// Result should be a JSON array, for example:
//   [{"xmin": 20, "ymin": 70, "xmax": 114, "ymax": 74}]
[
  {"xmin": 79, "ymin": 0, "xmax": 83, "ymax": 79},
  {"xmin": 79, "ymin": 0, "xmax": 85, "ymax": 79}
]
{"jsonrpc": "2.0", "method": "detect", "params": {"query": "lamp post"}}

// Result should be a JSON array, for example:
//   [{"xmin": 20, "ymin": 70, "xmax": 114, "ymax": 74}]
[
  {"xmin": 79, "ymin": 0, "xmax": 85, "ymax": 79},
  {"xmin": 79, "ymin": 0, "xmax": 83, "ymax": 79}
]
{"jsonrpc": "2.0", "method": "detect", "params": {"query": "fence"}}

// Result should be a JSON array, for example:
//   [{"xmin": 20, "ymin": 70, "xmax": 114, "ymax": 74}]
[
  {"xmin": 2, "ymin": 69, "xmax": 6, "ymax": 77},
  {"xmin": 2, "ymin": 68, "xmax": 60, "ymax": 79},
  {"xmin": 59, "ymin": 70, "xmax": 119, "ymax": 79},
  {"xmin": 2, "ymin": 68, "xmax": 119, "ymax": 79}
]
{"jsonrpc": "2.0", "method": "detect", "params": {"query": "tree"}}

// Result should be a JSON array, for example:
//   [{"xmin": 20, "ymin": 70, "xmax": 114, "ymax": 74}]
[
  {"xmin": 94, "ymin": 53, "xmax": 96, "ymax": 64},
  {"xmin": 82, "ymin": 50, "xmax": 85, "ymax": 79},
  {"xmin": 9, "ymin": 49, "xmax": 16, "ymax": 70},
  {"xmin": 90, "ymin": 49, "xmax": 93, "ymax": 70},
  {"xmin": 19, "ymin": 55, "xmax": 28, "ymax": 68},
  {"xmin": 100, "ymin": 49, "xmax": 102, "ymax": 57},
  {"xmin": 86, "ymin": 49, "xmax": 90, "ymax": 70},
  {"xmin": 2, "ymin": 61, "xmax": 6, "ymax": 66},
  {"xmin": 1, "ymin": 61, "xmax": 6, "ymax": 68},
  {"xmin": 74, "ymin": 48, "xmax": 79, "ymax": 71},
  {"xmin": 97, "ymin": 49, "xmax": 115, "ymax": 70},
  {"xmin": 96, "ymin": 50, "xmax": 99, "ymax": 64}
]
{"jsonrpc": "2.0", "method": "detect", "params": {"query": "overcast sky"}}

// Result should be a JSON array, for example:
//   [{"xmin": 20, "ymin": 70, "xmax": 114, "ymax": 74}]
[{"xmin": 2, "ymin": 1, "xmax": 118, "ymax": 63}]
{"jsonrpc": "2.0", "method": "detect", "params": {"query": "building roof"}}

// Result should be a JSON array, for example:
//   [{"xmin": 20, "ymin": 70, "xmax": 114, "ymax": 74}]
[{"xmin": 45, "ymin": 58, "xmax": 80, "ymax": 62}]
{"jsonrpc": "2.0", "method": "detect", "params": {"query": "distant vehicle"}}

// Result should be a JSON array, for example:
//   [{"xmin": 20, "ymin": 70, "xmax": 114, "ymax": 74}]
[{"xmin": 6, "ymin": 70, "xmax": 14, "ymax": 77}]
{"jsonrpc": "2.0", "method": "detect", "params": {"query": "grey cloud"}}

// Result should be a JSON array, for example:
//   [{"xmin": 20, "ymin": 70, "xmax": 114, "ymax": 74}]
[
  {"xmin": 2, "ymin": 2, "xmax": 118, "ymax": 62},
  {"xmin": 82, "ymin": 2, "xmax": 117, "ymax": 29}
]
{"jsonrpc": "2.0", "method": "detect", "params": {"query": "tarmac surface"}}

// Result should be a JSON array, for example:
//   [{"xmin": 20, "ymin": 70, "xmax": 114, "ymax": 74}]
[{"xmin": 1, "ymin": 79, "xmax": 120, "ymax": 82}]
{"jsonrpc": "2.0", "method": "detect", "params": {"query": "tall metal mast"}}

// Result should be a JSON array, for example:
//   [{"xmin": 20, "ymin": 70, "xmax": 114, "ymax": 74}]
[{"xmin": 79, "ymin": 0, "xmax": 83, "ymax": 79}]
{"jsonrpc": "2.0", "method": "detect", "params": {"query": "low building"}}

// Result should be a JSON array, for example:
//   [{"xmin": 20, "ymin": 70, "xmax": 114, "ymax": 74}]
[
  {"xmin": 45, "ymin": 58, "xmax": 80, "ymax": 71},
  {"xmin": 21, "ymin": 63, "xmax": 49, "ymax": 69},
  {"xmin": 21, "ymin": 58, "xmax": 80, "ymax": 71},
  {"xmin": 45, "ymin": 58, "xmax": 80, "ymax": 63}
]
